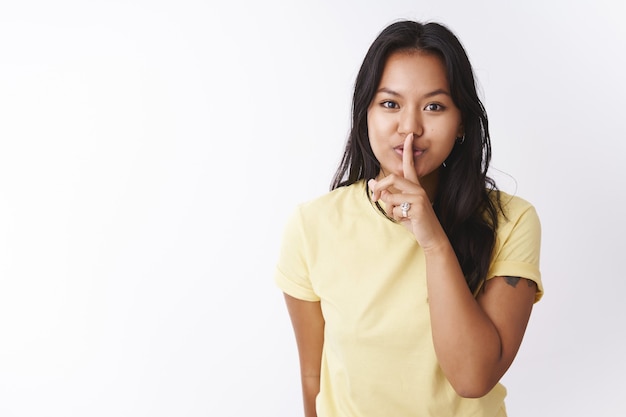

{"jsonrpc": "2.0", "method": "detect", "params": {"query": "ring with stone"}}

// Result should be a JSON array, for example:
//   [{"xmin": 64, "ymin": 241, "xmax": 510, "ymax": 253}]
[{"xmin": 400, "ymin": 202, "xmax": 411, "ymax": 218}]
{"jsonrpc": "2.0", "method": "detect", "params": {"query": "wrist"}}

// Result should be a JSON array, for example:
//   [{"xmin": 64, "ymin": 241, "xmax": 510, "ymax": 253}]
[{"xmin": 421, "ymin": 236, "xmax": 454, "ymax": 257}]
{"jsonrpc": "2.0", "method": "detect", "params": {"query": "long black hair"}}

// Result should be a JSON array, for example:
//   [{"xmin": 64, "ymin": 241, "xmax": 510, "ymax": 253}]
[{"xmin": 331, "ymin": 20, "xmax": 501, "ymax": 294}]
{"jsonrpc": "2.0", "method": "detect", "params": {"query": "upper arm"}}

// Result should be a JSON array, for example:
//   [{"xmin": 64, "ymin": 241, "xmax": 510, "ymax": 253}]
[
  {"xmin": 477, "ymin": 276, "xmax": 537, "ymax": 377},
  {"xmin": 283, "ymin": 293, "xmax": 325, "ymax": 377}
]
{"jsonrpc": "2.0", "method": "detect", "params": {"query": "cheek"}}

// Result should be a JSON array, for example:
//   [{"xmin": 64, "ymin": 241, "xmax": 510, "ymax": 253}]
[
  {"xmin": 367, "ymin": 111, "xmax": 390, "ymax": 140},
  {"xmin": 366, "ymin": 112, "xmax": 378, "ymax": 143}
]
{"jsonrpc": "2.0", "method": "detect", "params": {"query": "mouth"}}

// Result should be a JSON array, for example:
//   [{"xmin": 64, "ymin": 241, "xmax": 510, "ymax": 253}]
[{"xmin": 395, "ymin": 145, "xmax": 424, "ymax": 158}]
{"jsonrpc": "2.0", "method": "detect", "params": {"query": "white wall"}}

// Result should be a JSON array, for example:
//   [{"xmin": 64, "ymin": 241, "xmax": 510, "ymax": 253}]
[{"xmin": 1, "ymin": 0, "xmax": 624, "ymax": 415}]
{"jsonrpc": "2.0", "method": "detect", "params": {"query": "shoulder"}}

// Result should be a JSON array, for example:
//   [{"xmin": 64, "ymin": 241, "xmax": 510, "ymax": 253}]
[
  {"xmin": 282, "ymin": 181, "xmax": 369, "ymax": 242},
  {"xmin": 491, "ymin": 191, "xmax": 541, "ymax": 256},
  {"xmin": 278, "ymin": 182, "xmax": 368, "ymax": 264},
  {"xmin": 495, "ymin": 190, "xmax": 535, "ymax": 214},
  {"xmin": 297, "ymin": 181, "xmax": 367, "ymax": 219},
  {"xmin": 488, "ymin": 190, "xmax": 543, "ymax": 300},
  {"xmin": 493, "ymin": 190, "xmax": 540, "ymax": 230}
]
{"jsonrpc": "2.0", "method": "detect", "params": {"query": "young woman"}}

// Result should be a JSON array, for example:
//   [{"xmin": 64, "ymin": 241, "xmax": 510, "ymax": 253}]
[{"xmin": 275, "ymin": 20, "xmax": 542, "ymax": 417}]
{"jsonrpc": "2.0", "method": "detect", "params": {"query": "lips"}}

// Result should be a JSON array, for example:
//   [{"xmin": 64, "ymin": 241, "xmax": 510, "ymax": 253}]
[{"xmin": 394, "ymin": 145, "xmax": 424, "ymax": 157}]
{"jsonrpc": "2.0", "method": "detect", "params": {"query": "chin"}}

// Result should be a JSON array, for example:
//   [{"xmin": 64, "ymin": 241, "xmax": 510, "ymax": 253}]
[{"xmin": 419, "ymin": 166, "xmax": 440, "ymax": 180}]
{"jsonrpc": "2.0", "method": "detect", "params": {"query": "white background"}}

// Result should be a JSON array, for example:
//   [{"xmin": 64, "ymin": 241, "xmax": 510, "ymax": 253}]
[{"xmin": 1, "ymin": 0, "xmax": 624, "ymax": 416}]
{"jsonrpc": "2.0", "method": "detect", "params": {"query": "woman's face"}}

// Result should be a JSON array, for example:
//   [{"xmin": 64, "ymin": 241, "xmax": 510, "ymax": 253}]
[{"xmin": 367, "ymin": 50, "xmax": 463, "ymax": 185}]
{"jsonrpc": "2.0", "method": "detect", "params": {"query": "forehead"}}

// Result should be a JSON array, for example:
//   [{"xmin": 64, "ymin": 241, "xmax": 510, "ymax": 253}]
[{"xmin": 378, "ymin": 51, "xmax": 449, "ymax": 91}]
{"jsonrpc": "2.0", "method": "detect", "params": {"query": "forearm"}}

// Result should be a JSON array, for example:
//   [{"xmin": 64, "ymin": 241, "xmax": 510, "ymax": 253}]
[
  {"xmin": 283, "ymin": 294, "xmax": 324, "ymax": 417},
  {"xmin": 301, "ymin": 374, "xmax": 320, "ymax": 417},
  {"xmin": 424, "ymin": 241, "xmax": 503, "ymax": 397}
]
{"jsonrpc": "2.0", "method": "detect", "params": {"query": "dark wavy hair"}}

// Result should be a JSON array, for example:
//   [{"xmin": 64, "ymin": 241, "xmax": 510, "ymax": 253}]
[{"xmin": 331, "ymin": 20, "xmax": 502, "ymax": 294}]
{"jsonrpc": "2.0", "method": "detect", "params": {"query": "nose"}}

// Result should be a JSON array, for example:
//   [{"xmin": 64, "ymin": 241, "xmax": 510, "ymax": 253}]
[{"xmin": 398, "ymin": 107, "xmax": 423, "ymax": 137}]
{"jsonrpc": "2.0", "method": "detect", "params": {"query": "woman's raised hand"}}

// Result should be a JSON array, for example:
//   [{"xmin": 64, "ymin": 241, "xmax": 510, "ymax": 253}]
[{"xmin": 368, "ymin": 133, "xmax": 447, "ymax": 251}]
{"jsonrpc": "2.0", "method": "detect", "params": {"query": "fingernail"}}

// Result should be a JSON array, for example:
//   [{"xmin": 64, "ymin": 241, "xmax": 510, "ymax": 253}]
[{"xmin": 367, "ymin": 179, "xmax": 376, "ymax": 200}]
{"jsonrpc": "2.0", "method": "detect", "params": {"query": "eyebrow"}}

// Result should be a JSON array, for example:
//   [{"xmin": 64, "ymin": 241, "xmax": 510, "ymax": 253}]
[{"xmin": 376, "ymin": 87, "xmax": 451, "ymax": 99}]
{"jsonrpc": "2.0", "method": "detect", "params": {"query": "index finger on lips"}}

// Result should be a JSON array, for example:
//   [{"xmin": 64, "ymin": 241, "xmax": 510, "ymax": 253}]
[{"xmin": 402, "ymin": 133, "xmax": 419, "ymax": 184}]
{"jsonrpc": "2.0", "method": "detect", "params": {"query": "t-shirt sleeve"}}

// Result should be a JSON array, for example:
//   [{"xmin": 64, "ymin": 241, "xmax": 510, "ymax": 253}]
[
  {"xmin": 274, "ymin": 206, "xmax": 320, "ymax": 302},
  {"xmin": 487, "ymin": 201, "xmax": 544, "ymax": 303}
]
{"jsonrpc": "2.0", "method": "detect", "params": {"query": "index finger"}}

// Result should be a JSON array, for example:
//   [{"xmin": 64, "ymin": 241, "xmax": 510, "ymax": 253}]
[{"xmin": 402, "ymin": 133, "xmax": 419, "ymax": 184}]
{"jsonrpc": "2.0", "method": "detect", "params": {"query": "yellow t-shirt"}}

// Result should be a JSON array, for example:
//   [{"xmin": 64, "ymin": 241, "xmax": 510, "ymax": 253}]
[{"xmin": 275, "ymin": 181, "xmax": 542, "ymax": 417}]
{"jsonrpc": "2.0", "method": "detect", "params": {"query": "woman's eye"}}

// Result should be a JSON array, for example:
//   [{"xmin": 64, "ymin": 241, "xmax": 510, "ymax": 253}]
[
  {"xmin": 425, "ymin": 103, "xmax": 444, "ymax": 111},
  {"xmin": 381, "ymin": 101, "xmax": 399, "ymax": 109}
]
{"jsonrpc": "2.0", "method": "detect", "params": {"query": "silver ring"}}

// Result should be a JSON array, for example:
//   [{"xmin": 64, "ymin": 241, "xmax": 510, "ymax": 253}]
[{"xmin": 400, "ymin": 202, "xmax": 411, "ymax": 218}]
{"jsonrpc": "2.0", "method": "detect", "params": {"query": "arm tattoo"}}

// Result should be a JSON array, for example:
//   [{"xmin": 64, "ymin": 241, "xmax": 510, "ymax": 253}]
[
  {"xmin": 503, "ymin": 276, "xmax": 521, "ymax": 288},
  {"xmin": 503, "ymin": 276, "xmax": 536, "ymax": 288}
]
